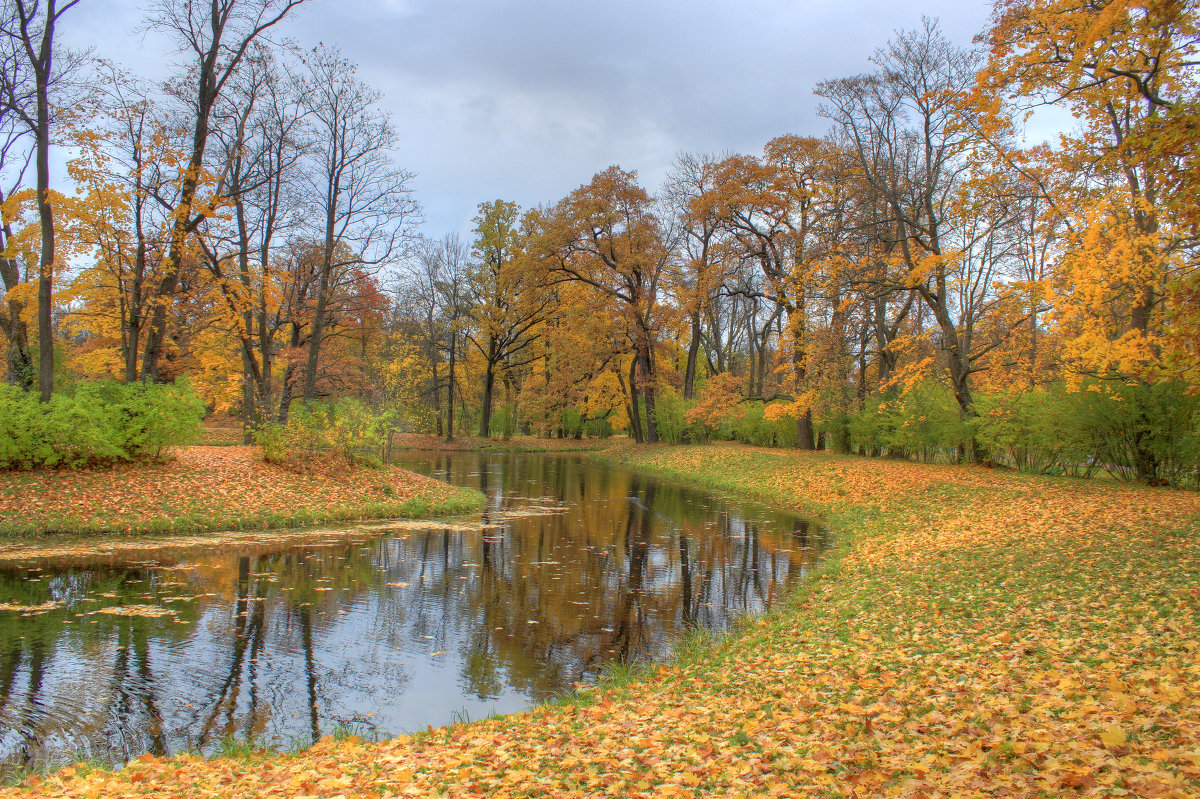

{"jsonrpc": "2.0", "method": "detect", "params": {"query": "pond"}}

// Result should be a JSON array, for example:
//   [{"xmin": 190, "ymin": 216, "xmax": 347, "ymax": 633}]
[{"xmin": 0, "ymin": 452, "xmax": 829, "ymax": 774}]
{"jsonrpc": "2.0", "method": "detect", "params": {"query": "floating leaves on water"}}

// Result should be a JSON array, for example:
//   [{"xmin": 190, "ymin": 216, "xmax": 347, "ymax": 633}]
[
  {"xmin": 96, "ymin": 605, "xmax": 177, "ymax": 618},
  {"xmin": 0, "ymin": 600, "xmax": 64, "ymax": 614}
]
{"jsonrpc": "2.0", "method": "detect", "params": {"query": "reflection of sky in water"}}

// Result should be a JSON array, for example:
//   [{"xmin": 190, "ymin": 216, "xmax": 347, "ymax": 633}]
[{"xmin": 0, "ymin": 453, "xmax": 828, "ymax": 773}]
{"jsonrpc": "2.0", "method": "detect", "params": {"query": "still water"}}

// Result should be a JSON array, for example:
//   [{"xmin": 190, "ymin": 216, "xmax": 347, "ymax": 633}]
[{"xmin": 0, "ymin": 452, "xmax": 828, "ymax": 773}]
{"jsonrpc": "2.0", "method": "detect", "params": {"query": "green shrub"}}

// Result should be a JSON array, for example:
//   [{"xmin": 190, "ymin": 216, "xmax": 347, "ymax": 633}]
[
  {"xmin": 848, "ymin": 381, "xmax": 969, "ymax": 461},
  {"xmin": 257, "ymin": 398, "xmax": 397, "ymax": 468},
  {"xmin": 560, "ymin": 407, "xmax": 584, "ymax": 438},
  {"xmin": 973, "ymin": 385, "xmax": 1088, "ymax": 474},
  {"xmin": 652, "ymin": 388, "xmax": 688, "ymax": 445},
  {"xmin": 1070, "ymin": 379, "xmax": 1200, "ymax": 486},
  {"xmin": 849, "ymin": 393, "xmax": 900, "ymax": 456},
  {"xmin": 581, "ymin": 414, "xmax": 615, "ymax": 438},
  {"xmin": 817, "ymin": 412, "xmax": 853, "ymax": 452},
  {"xmin": 0, "ymin": 380, "xmax": 204, "ymax": 469},
  {"xmin": 491, "ymin": 403, "xmax": 518, "ymax": 439},
  {"xmin": 971, "ymin": 381, "xmax": 1200, "ymax": 484},
  {"xmin": 730, "ymin": 402, "xmax": 799, "ymax": 447},
  {"xmin": 890, "ymin": 381, "xmax": 971, "ymax": 461}
]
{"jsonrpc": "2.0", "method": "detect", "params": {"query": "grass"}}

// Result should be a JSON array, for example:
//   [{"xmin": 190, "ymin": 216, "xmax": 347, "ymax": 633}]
[{"xmin": 6, "ymin": 443, "xmax": 1200, "ymax": 798}]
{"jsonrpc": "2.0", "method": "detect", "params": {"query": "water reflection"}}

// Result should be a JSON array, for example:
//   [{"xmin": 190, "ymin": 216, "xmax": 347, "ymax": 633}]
[{"xmin": 0, "ymin": 453, "xmax": 828, "ymax": 773}]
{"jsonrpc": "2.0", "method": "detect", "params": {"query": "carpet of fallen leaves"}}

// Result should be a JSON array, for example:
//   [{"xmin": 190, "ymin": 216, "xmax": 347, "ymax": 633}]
[
  {"xmin": 6, "ymin": 444, "xmax": 1200, "ymax": 798},
  {"xmin": 0, "ymin": 446, "xmax": 483, "ymax": 537},
  {"xmin": 197, "ymin": 420, "xmax": 247, "ymax": 446}
]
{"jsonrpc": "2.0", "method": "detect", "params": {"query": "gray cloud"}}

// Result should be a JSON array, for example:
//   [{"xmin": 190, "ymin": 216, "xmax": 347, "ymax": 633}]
[{"xmin": 63, "ymin": 0, "xmax": 992, "ymax": 234}]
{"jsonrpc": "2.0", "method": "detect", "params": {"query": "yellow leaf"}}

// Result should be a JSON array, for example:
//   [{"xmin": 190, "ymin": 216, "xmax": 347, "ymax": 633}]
[{"xmin": 1099, "ymin": 724, "xmax": 1126, "ymax": 749}]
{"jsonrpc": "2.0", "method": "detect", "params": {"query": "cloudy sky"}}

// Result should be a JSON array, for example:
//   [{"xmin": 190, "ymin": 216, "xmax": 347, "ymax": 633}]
[{"xmin": 62, "ymin": 0, "xmax": 995, "ymax": 235}]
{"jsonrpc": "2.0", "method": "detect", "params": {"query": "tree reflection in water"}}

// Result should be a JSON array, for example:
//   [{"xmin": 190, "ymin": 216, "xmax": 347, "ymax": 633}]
[{"xmin": 0, "ymin": 453, "xmax": 827, "ymax": 774}]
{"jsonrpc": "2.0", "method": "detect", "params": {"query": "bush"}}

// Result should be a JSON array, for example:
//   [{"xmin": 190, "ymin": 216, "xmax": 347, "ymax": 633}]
[
  {"xmin": 849, "ymin": 393, "xmax": 900, "ymax": 456},
  {"xmin": 970, "ymin": 381, "xmax": 1200, "ymax": 484},
  {"xmin": 491, "ymin": 403, "xmax": 519, "ymax": 439},
  {"xmin": 581, "ymin": 414, "xmax": 615, "ymax": 438},
  {"xmin": 849, "ymin": 381, "xmax": 969, "ymax": 461},
  {"xmin": 560, "ymin": 407, "xmax": 584, "ymax": 438},
  {"xmin": 257, "ymin": 398, "xmax": 397, "ymax": 469},
  {"xmin": 973, "ymin": 385, "xmax": 1089, "ymax": 474},
  {"xmin": 653, "ymin": 388, "xmax": 688, "ymax": 444},
  {"xmin": 1070, "ymin": 379, "xmax": 1200, "ymax": 486},
  {"xmin": 0, "ymin": 380, "xmax": 205, "ymax": 469},
  {"xmin": 817, "ymin": 412, "xmax": 853, "ymax": 452},
  {"xmin": 890, "ymin": 381, "xmax": 971, "ymax": 461},
  {"xmin": 729, "ymin": 402, "xmax": 797, "ymax": 447}
]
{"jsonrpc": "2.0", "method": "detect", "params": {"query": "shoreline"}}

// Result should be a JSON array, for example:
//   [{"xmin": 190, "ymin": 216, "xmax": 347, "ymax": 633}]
[
  {"xmin": 0, "ymin": 445, "xmax": 485, "ymax": 539},
  {"xmin": 5, "ymin": 442, "xmax": 1199, "ymax": 797}
]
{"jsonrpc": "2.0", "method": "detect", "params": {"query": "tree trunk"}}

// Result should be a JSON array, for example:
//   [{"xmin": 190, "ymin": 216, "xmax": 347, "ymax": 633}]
[
  {"xmin": 277, "ymin": 366, "xmax": 294, "ymax": 423},
  {"xmin": 0, "ymin": 249, "xmax": 32, "ymax": 387},
  {"xmin": 479, "ymin": 336, "xmax": 497, "ymax": 437},
  {"xmin": 124, "ymin": 315, "xmax": 140, "ymax": 383},
  {"xmin": 33, "ymin": 54, "xmax": 54, "ymax": 402},
  {"xmin": 797, "ymin": 412, "xmax": 815, "ymax": 451},
  {"xmin": 950, "ymin": 366, "xmax": 982, "ymax": 464},
  {"xmin": 241, "ymin": 349, "xmax": 256, "ymax": 444},
  {"xmin": 301, "ymin": 267, "xmax": 331, "ymax": 404},
  {"xmin": 788, "ymin": 309, "xmax": 814, "ymax": 451},
  {"xmin": 445, "ymin": 331, "xmax": 456, "ymax": 443},
  {"xmin": 277, "ymin": 321, "xmax": 304, "ymax": 423},
  {"xmin": 622, "ymin": 359, "xmax": 643, "ymax": 443},
  {"xmin": 0, "ymin": 196, "xmax": 33, "ymax": 387},
  {"xmin": 0, "ymin": 303, "xmax": 31, "ymax": 387},
  {"xmin": 636, "ymin": 340, "xmax": 657, "ymax": 444},
  {"xmin": 431, "ymin": 356, "xmax": 442, "ymax": 437},
  {"xmin": 683, "ymin": 310, "xmax": 701, "ymax": 400}
]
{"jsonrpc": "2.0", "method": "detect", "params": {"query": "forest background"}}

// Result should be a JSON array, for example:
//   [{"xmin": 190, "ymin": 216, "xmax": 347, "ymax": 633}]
[{"xmin": 1, "ymin": 0, "xmax": 1199, "ymax": 486}]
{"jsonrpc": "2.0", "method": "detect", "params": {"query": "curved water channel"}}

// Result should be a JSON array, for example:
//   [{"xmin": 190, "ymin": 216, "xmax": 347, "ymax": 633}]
[{"xmin": 0, "ymin": 452, "xmax": 829, "ymax": 774}]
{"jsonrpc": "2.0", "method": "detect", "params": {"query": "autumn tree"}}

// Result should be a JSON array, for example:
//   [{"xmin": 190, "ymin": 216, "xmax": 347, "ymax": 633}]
[
  {"xmin": 0, "ymin": 0, "xmax": 83, "ymax": 400},
  {"xmin": 699, "ymin": 136, "xmax": 832, "ymax": 447},
  {"xmin": 297, "ymin": 45, "xmax": 418, "ymax": 407},
  {"xmin": 538, "ymin": 167, "xmax": 678, "ymax": 444},
  {"xmin": 982, "ymin": 0, "xmax": 1200, "ymax": 478},
  {"xmin": 983, "ymin": 1, "xmax": 1198, "ymax": 364},
  {"xmin": 199, "ymin": 47, "xmax": 308, "ymax": 436},
  {"xmin": 139, "ymin": 0, "xmax": 309, "ymax": 383},
  {"xmin": 817, "ymin": 20, "xmax": 1028, "ymax": 462},
  {"xmin": 518, "ymin": 275, "xmax": 628, "ymax": 437},
  {"xmin": 663, "ymin": 151, "xmax": 735, "ymax": 400},
  {"xmin": 467, "ymin": 200, "xmax": 550, "ymax": 438},
  {"xmin": 64, "ymin": 66, "xmax": 186, "ymax": 385}
]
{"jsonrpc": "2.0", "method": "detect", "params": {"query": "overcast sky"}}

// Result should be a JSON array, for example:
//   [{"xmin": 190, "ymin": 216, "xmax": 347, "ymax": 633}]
[{"xmin": 62, "ymin": 0, "xmax": 996, "ymax": 236}]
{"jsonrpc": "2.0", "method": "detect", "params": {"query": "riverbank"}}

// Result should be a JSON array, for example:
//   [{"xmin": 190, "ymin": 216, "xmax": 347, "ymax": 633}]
[
  {"xmin": 0, "ymin": 445, "xmax": 485, "ymax": 538},
  {"xmin": 389, "ymin": 432, "xmax": 616, "ymax": 452},
  {"xmin": 8, "ymin": 443, "xmax": 1200, "ymax": 797}
]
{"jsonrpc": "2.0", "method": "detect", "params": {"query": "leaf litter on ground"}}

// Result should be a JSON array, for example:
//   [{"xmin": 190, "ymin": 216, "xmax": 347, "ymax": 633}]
[{"xmin": 5, "ymin": 443, "xmax": 1199, "ymax": 798}]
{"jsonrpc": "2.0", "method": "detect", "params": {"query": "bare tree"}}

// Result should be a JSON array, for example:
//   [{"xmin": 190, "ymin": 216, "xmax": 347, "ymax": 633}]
[
  {"xmin": 139, "ymin": 0, "xmax": 310, "ymax": 383},
  {"xmin": 0, "ymin": 0, "xmax": 82, "ymax": 399},
  {"xmin": 817, "ymin": 19, "xmax": 1022, "ymax": 462},
  {"xmin": 663, "ymin": 151, "xmax": 732, "ymax": 400},
  {"xmin": 297, "ymin": 45, "xmax": 419, "ymax": 407},
  {"xmin": 0, "ymin": 32, "xmax": 32, "ymax": 386},
  {"xmin": 201, "ymin": 46, "xmax": 308, "ymax": 436}
]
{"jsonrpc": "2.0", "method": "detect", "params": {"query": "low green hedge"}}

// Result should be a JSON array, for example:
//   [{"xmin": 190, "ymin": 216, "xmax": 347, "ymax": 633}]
[{"xmin": 0, "ymin": 381, "xmax": 205, "ymax": 469}]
